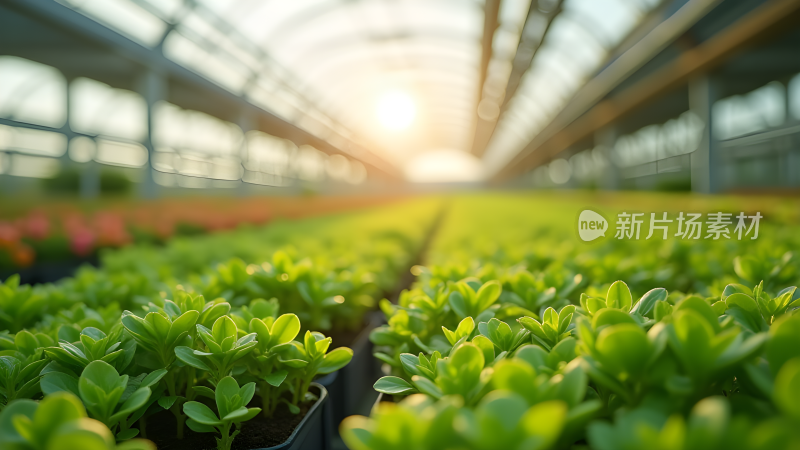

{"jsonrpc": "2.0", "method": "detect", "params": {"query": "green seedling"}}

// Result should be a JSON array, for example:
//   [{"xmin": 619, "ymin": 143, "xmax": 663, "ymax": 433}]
[
  {"xmin": 518, "ymin": 305, "xmax": 575, "ymax": 351},
  {"xmin": 44, "ymin": 326, "xmax": 135, "ymax": 374},
  {"xmin": 175, "ymin": 315, "xmax": 257, "ymax": 384},
  {"xmin": 41, "ymin": 360, "xmax": 165, "ymax": 441},
  {"xmin": 183, "ymin": 376, "xmax": 261, "ymax": 450},
  {"xmin": 0, "ymin": 391, "xmax": 154, "ymax": 450}
]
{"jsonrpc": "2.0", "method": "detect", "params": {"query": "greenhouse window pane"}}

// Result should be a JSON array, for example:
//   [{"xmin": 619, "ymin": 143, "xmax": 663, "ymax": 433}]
[
  {"xmin": 0, "ymin": 57, "xmax": 67, "ymax": 128},
  {"xmin": 95, "ymin": 139, "xmax": 148, "ymax": 167},
  {"xmin": 6, "ymin": 154, "xmax": 60, "ymax": 178},
  {"xmin": 0, "ymin": 125, "xmax": 67, "ymax": 158},
  {"xmin": 70, "ymin": 78, "xmax": 147, "ymax": 142}
]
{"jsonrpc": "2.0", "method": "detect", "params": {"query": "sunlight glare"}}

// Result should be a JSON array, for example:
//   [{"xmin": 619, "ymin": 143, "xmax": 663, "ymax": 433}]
[{"xmin": 376, "ymin": 91, "xmax": 415, "ymax": 130}]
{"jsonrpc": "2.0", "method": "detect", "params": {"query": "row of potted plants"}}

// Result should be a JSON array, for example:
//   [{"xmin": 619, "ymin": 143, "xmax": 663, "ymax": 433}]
[
  {"xmin": 342, "ymin": 194, "xmax": 800, "ymax": 449},
  {"xmin": 347, "ymin": 278, "xmax": 800, "ymax": 449},
  {"xmin": 1, "ymin": 291, "xmax": 351, "ymax": 450},
  {"xmin": 0, "ymin": 198, "xmax": 442, "ymax": 449},
  {"xmin": 0, "ymin": 199, "xmax": 439, "ymax": 333}
]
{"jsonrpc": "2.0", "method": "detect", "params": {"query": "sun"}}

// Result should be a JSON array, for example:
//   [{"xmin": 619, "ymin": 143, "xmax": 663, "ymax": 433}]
[{"xmin": 376, "ymin": 91, "xmax": 415, "ymax": 130}]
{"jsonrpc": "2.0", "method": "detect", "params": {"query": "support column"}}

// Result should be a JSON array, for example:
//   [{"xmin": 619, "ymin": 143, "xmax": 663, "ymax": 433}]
[
  {"xmin": 65, "ymin": 76, "xmax": 101, "ymax": 199},
  {"xmin": 0, "ymin": 152, "xmax": 12, "ymax": 197},
  {"xmin": 689, "ymin": 75, "xmax": 720, "ymax": 194},
  {"xmin": 136, "ymin": 69, "xmax": 166, "ymax": 199},
  {"xmin": 236, "ymin": 110, "xmax": 256, "ymax": 197},
  {"xmin": 595, "ymin": 127, "xmax": 620, "ymax": 190},
  {"xmin": 79, "ymin": 154, "xmax": 101, "ymax": 198},
  {"xmin": 779, "ymin": 78, "xmax": 799, "ymax": 187}
]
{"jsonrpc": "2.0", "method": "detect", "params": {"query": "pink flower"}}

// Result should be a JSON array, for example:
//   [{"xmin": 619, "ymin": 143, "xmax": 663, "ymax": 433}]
[
  {"xmin": 70, "ymin": 227, "xmax": 95, "ymax": 257},
  {"xmin": 23, "ymin": 212, "xmax": 50, "ymax": 240},
  {"xmin": 0, "ymin": 221, "xmax": 20, "ymax": 246}
]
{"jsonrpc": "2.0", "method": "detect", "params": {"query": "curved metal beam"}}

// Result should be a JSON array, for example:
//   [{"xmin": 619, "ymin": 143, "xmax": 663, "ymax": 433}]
[{"xmin": 492, "ymin": 0, "xmax": 800, "ymax": 181}]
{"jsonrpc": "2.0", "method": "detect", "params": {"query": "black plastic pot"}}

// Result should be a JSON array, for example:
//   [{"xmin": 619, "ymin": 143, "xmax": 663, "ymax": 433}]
[
  {"xmin": 317, "ymin": 312, "xmax": 383, "ymax": 430},
  {"xmin": 258, "ymin": 382, "xmax": 332, "ymax": 450},
  {"xmin": 1, "ymin": 256, "xmax": 98, "ymax": 285},
  {"xmin": 0, "ymin": 267, "xmax": 35, "ymax": 285}
]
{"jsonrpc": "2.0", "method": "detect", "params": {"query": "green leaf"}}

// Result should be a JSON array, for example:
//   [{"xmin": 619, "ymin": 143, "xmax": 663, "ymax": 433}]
[
  {"xmin": 592, "ymin": 309, "xmax": 637, "ymax": 329},
  {"xmin": 374, "ymin": 376, "xmax": 417, "ymax": 395},
  {"xmin": 492, "ymin": 359, "xmax": 538, "ymax": 404},
  {"xmin": 41, "ymin": 372, "xmax": 80, "ymax": 396},
  {"xmin": 520, "ymin": 400, "xmax": 567, "ymax": 447},
  {"xmin": 669, "ymin": 310, "xmax": 716, "ymax": 378},
  {"xmin": 774, "ymin": 357, "xmax": 800, "ymax": 421},
  {"xmin": 471, "ymin": 335, "xmax": 496, "ymax": 367},
  {"xmin": 33, "ymin": 392, "xmax": 87, "ymax": 441},
  {"xmin": 58, "ymin": 326, "xmax": 81, "ymax": 343},
  {"xmin": 722, "ymin": 283, "xmax": 753, "ymax": 300},
  {"xmin": 0, "ymin": 399, "xmax": 37, "ymax": 445},
  {"xmin": 548, "ymin": 338, "xmax": 577, "ymax": 368},
  {"xmin": 215, "ymin": 376, "xmax": 240, "ymax": 418},
  {"xmin": 174, "ymin": 346, "xmax": 210, "ymax": 372},
  {"xmin": 264, "ymin": 370, "xmax": 288, "ymax": 387},
  {"xmin": 606, "ymin": 281, "xmax": 632, "ymax": 312},
  {"xmin": 211, "ymin": 315, "xmax": 238, "ymax": 343},
  {"xmin": 595, "ymin": 323, "xmax": 651, "ymax": 378},
  {"xmin": 318, "ymin": 347, "xmax": 353, "ymax": 374},
  {"xmin": 270, "ymin": 314, "xmax": 301, "ymax": 347},
  {"xmin": 115, "ymin": 428, "xmax": 139, "ymax": 441},
  {"xmin": 80, "ymin": 360, "xmax": 123, "ymax": 393},
  {"xmin": 767, "ymin": 315, "xmax": 800, "ymax": 375},
  {"xmin": 14, "ymin": 330, "xmax": 39, "ymax": 355},
  {"xmin": 140, "ymin": 369, "xmax": 167, "ymax": 389},
  {"xmin": 654, "ymin": 300, "xmax": 673, "ymax": 322},
  {"xmin": 475, "ymin": 281, "xmax": 502, "ymax": 313},
  {"xmin": 223, "ymin": 406, "xmax": 261, "ymax": 423},
  {"xmin": 677, "ymin": 296, "xmax": 721, "ymax": 333},
  {"xmin": 158, "ymin": 395, "xmax": 178, "ymax": 410},
  {"xmin": 240, "ymin": 382, "xmax": 256, "ymax": 406},
  {"xmin": 515, "ymin": 345, "xmax": 548, "ymax": 370},
  {"xmin": 192, "ymin": 386, "xmax": 216, "ymax": 400},
  {"xmin": 555, "ymin": 361, "xmax": 587, "ymax": 407},
  {"xmin": 183, "ymin": 402, "xmax": 221, "ymax": 425},
  {"xmin": 186, "ymin": 418, "xmax": 217, "ymax": 433},
  {"xmin": 436, "ymin": 343, "xmax": 484, "ymax": 398},
  {"xmin": 110, "ymin": 388, "xmax": 150, "ymax": 425},
  {"xmin": 726, "ymin": 293, "xmax": 758, "ymax": 313},
  {"xmin": 410, "ymin": 375, "xmax": 443, "ymax": 399},
  {"xmin": 167, "ymin": 311, "xmax": 199, "ymax": 345},
  {"xmin": 631, "ymin": 288, "xmax": 667, "ymax": 316},
  {"xmin": 449, "ymin": 291, "xmax": 468, "ymax": 319}
]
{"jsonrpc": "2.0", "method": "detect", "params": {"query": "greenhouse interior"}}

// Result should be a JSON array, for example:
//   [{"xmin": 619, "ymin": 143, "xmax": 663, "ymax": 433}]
[{"xmin": 1, "ymin": 0, "xmax": 800, "ymax": 449}]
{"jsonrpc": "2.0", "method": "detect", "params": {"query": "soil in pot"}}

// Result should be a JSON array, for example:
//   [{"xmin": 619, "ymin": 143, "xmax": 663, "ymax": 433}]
[{"xmin": 146, "ymin": 389, "xmax": 317, "ymax": 450}]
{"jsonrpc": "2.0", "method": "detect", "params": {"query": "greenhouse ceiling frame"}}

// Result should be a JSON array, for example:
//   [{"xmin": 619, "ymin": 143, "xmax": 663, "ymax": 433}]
[
  {"xmin": 0, "ymin": 0, "xmax": 402, "ymax": 181},
  {"xmin": 491, "ymin": 0, "xmax": 800, "ymax": 182},
  {"xmin": 471, "ymin": 0, "xmax": 562, "ymax": 158}
]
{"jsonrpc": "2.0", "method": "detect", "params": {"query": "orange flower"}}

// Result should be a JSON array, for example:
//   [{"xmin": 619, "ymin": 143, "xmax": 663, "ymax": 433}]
[{"xmin": 11, "ymin": 242, "xmax": 35, "ymax": 267}]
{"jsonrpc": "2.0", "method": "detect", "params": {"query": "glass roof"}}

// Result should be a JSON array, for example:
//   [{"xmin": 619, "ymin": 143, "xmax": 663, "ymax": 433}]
[
  {"xmin": 192, "ymin": 0, "xmax": 486, "ymax": 165},
  {"xmin": 52, "ymin": 0, "xmax": 663, "ymax": 180},
  {"xmin": 482, "ymin": 0, "xmax": 661, "ymax": 175},
  {"xmin": 56, "ymin": 0, "xmax": 485, "ymax": 169}
]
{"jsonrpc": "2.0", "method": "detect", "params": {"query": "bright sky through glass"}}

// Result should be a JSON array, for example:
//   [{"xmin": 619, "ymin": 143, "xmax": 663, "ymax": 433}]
[
  {"xmin": 377, "ymin": 91, "xmax": 416, "ymax": 131},
  {"xmin": 48, "ymin": 0, "xmax": 662, "ymax": 182}
]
